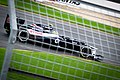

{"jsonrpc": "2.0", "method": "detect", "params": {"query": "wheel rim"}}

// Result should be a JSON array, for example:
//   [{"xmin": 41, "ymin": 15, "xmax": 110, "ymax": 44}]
[
  {"xmin": 18, "ymin": 30, "xmax": 29, "ymax": 42},
  {"xmin": 55, "ymin": 38, "xmax": 60, "ymax": 44}
]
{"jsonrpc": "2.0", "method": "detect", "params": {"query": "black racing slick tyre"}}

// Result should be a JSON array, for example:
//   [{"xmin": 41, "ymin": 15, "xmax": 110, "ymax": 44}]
[
  {"xmin": 18, "ymin": 30, "xmax": 29, "ymax": 42},
  {"xmin": 55, "ymin": 38, "xmax": 60, "ymax": 44}
]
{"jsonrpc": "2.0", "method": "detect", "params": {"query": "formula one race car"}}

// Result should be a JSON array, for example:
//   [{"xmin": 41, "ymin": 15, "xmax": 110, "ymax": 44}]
[
  {"xmin": 18, "ymin": 23, "xmax": 62, "ymax": 45},
  {"xmin": 4, "ymin": 15, "xmax": 104, "ymax": 61}
]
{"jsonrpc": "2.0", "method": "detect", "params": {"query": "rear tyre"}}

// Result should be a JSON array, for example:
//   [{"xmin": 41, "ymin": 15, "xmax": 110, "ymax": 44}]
[
  {"xmin": 18, "ymin": 30, "xmax": 29, "ymax": 42},
  {"xmin": 55, "ymin": 38, "xmax": 60, "ymax": 44}
]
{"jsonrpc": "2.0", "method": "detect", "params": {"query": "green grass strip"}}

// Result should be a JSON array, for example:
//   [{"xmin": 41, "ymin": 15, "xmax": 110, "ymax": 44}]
[
  {"xmin": 7, "ymin": 71, "xmax": 41, "ymax": 80},
  {"xmin": 0, "ymin": 48, "xmax": 41, "ymax": 80},
  {"xmin": 0, "ymin": 48, "xmax": 120, "ymax": 80},
  {"xmin": 0, "ymin": 0, "xmax": 120, "ymax": 36}
]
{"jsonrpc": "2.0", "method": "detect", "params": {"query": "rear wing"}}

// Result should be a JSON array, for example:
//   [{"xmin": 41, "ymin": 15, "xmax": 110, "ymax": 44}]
[
  {"xmin": 4, "ymin": 14, "xmax": 25, "ymax": 34},
  {"xmin": 4, "ymin": 14, "xmax": 25, "ymax": 25}
]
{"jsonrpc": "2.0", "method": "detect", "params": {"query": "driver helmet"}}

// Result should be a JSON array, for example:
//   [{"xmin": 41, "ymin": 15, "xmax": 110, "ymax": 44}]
[
  {"xmin": 48, "ymin": 24, "xmax": 53, "ymax": 30},
  {"xmin": 49, "ymin": 24, "xmax": 53, "ymax": 27}
]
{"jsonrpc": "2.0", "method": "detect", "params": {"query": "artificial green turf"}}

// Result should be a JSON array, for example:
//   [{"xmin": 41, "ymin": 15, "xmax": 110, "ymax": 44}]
[
  {"xmin": 0, "ymin": 0, "xmax": 120, "ymax": 36},
  {"xmin": 0, "ymin": 48, "xmax": 120, "ymax": 80}
]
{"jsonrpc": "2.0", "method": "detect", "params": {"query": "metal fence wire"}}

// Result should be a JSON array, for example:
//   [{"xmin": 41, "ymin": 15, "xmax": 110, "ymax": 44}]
[{"xmin": 0, "ymin": 0, "xmax": 120, "ymax": 80}]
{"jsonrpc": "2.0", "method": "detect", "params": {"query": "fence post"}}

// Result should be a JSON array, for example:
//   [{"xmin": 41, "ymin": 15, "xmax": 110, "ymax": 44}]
[{"xmin": 0, "ymin": 0, "xmax": 17, "ymax": 80}]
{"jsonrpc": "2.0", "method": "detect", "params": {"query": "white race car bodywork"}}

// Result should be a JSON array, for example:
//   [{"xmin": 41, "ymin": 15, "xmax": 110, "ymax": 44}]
[{"xmin": 27, "ymin": 29, "xmax": 59, "ymax": 38}]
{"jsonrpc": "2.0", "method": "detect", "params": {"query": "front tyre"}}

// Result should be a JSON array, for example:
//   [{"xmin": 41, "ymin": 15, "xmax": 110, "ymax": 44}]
[{"xmin": 94, "ymin": 55, "xmax": 104, "ymax": 62}]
